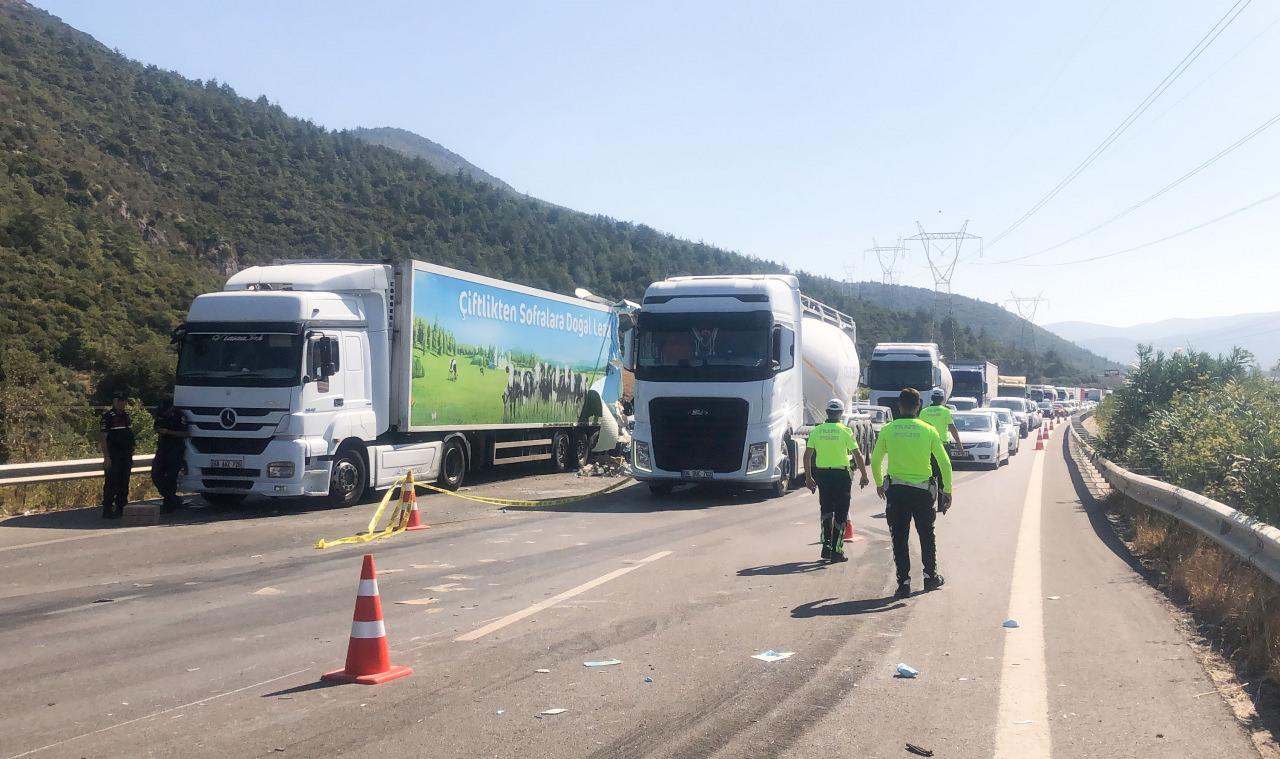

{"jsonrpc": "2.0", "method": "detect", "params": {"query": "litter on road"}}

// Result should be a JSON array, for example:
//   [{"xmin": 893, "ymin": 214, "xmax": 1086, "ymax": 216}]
[
  {"xmin": 584, "ymin": 659, "xmax": 622, "ymax": 667},
  {"xmin": 535, "ymin": 669, "xmax": 551, "ymax": 674},
  {"xmin": 539, "ymin": 708, "xmax": 567, "ymax": 716},
  {"xmin": 905, "ymin": 743, "xmax": 935, "ymax": 757},
  {"xmin": 395, "ymin": 598, "xmax": 438, "ymax": 606},
  {"xmin": 644, "ymin": 677, "xmax": 653, "ymax": 683},
  {"xmin": 1003, "ymin": 619, "xmax": 1020, "ymax": 628},
  {"xmin": 1046, "ymin": 595, "xmax": 1061, "ymax": 600},
  {"xmin": 895, "ymin": 663, "xmax": 919, "ymax": 678},
  {"xmin": 752, "ymin": 650, "xmax": 795, "ymax": 663}
]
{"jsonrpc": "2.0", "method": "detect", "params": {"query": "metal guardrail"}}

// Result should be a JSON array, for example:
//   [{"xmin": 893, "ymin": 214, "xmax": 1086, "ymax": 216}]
[
  {"xmin": 0, "ymin": 455, "xmax": 156, "ymax": 487},
  {"xmin": 1068, "ymin": 412, "xmax": 1280, "ymax": 584}
]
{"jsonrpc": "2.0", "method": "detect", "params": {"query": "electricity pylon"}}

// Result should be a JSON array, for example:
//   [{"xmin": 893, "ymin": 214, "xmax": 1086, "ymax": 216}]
[
  {"xmin": 865, "ymin": 238, "xmax": 908, "ymax": 285},
  {"xmin": 906, "ymin": 221, "xmax": 982, "ymax": 353},
  {"xmin": 1006, "ymin": 291, "xmax": 1048, "ymax": 352}
]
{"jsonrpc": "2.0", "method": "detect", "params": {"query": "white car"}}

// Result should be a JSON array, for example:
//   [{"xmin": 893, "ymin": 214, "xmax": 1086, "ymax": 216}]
[
  {"xmin": 1021, "ymin": 398, "xmax": 1043, "ymax": 430},
  {"xmin": 949, "ymin": 396, "xmax": 979, "ymax": 411},
  {"xmin": 950, "ymin": 411, "xmax": 1009, "ymax": 470},
  {"xmin": 853, "ymin": 403, "xmax": 893, "ymax": 433},
  {"xmin": 987, "ymin": 397, "xmax": 1032, "ymax": 437},
  {"xmin": 981, "ymin": 407, "xmax": 1020, "ymax": 456}
]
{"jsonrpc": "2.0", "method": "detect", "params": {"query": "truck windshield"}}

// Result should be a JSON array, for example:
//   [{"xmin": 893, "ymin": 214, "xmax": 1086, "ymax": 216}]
[
  {"xmin": 866, "ymin": 360, "xmax": 932, "ymax": 390},
  {"xmin": 952, "ymin": 371, "xmax": 981, "ymax": 396},
  {"xmin": 177, "ymin": 330, "xmax": 303, "ymax": 387},
  {"xmin": 635, "ymin": 311, "xmax": 773, "ymax": 382}
]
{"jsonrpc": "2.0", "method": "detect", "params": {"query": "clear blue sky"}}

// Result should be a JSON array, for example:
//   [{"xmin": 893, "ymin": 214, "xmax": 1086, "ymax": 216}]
[{"xmin": 38, "ymin": 0, "xmax": 1280, "ymax": 327}]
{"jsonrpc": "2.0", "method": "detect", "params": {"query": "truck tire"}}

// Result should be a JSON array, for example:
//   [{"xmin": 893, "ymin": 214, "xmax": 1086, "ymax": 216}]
[
  {"xmin": 200, "ymin": 493, "xmax": 246, "ymax": 507},
  {"xmin": 573, "ymin": 431, "xmax": 596, "ymax": 469},
  {"xmin": 771, "ymin": 457, "xmax": 791, "ymax": 498},
  {"xmin": 328, "ymin": 447, "xmax": 367, "ymax": 508},
  {"xmin": 437, "ymin": 438, "xmax": 467, "ymax": 491},
  {"xmin": 551, "ymin": 430, "xmax": 573, "ymax": 472}
]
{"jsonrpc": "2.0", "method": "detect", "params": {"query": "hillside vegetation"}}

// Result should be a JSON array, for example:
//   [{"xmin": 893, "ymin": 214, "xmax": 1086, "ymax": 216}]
[
  {"xmin": 0, "ymin": 0, "xmax": 1110, "ymax": 465},
  {"xmin": 348, "ymin": 126, "xmax": 516, "ymax": 194}
]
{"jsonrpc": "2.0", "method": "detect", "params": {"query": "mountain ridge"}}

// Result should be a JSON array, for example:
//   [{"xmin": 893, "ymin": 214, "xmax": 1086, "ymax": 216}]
[
  {"xmin": 1046, "ymin": 312, "xmax": 1280, "ymax": 367},
  {"xmin": 348, "ymin": 126, "xmax": 515, "ymax": 194}
]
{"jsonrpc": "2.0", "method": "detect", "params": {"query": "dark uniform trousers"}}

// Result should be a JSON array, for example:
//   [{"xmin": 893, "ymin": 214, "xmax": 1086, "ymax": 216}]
[
  {"xmin": 102, "ymin": 448, "xmax": 133, "ymax": 517},
  {"xmin": 814, "ymin": 468, "xmax": 852, "ymax": 553},
  {"xmin": 885, "ymin": 483, "xmax": 937, "ymax": 583},
  {"xmin": 151, "ymin": 449, "xmax": 183, "ymax": 510}
]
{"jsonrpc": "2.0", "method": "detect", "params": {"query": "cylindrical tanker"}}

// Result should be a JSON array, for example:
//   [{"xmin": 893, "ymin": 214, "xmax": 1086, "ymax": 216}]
[{"xmin": 799, "ymin": 316, "xmax": 860, "ymax": 426}]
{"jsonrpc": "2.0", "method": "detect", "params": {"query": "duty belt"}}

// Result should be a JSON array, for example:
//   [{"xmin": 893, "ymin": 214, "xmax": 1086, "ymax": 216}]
[{"xmin": 885, "ymin": 476, "xmax": 932, "ymax": 491}]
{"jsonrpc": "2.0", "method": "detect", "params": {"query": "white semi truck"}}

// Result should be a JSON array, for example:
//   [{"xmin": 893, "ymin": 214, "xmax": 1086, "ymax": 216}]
[
  {"xmin": 174, "ymin": 260, "xmax": 619, "ymax": 507},
  {"xmin": 627, "ymin": 275, "xmax": 870, "ymax": 497},
  {"xmin": 864, "ymin": 342, "xmax": 953, "ymax": 413},
  {"xmin": 950, "ymin": 360, "xmax": 999, "ymax": 407}
]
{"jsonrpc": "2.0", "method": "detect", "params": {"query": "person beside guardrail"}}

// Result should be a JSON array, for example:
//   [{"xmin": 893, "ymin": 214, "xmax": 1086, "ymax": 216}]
[
  {"xmin": 870, "ymin": 388, "xmax": 954, "ymax": 599},
  {"xmin": 151, "ymin": 398, "xmax": 189, "ymax": 512},
  {"xmin": 100, "ymin": 390, "xmax": 136, "ymax": 519}
]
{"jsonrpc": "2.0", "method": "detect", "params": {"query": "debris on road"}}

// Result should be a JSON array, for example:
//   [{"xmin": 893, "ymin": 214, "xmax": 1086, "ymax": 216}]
[
  {"xmin": 539, "ymin": 708, "xmax": 567, "ymax": 717},
  {"xmin": 752, "ymin": 650, "xmax": 795, "ymax": 663},
  {"xmin": 644, "ymin": 677, "xmax": 653, "ymax": 683},
  {"xmin": 584, "ymin": 659, "xmax": 622, "ymax": 667},
  {"xmin": 1003, "ymin": 619, "xmax": 1020, "ymax": 628},
  {"xmin": 496, "ymin": 710, "xmax": 505, "ymax": 715},
  {"xmin": 905, "ymin": 743, "xmax": 934, "ymax": 757},
  {"xmin": 1046, "ymin": 595, "xmax": 1061, "ymax": 600},
  {"xmin": 895, "ymin": 663, "xmax": 919, "ymax": 678},
  {"xmin": 252, "ymin": 587, "xmax": 283, "ymax": 596},
  {"xmin": 578, "ymin": 456, "xmax": 628, "ymax": 477},
  {"xmin": 395, "ymin": 597, "xmax": 437, "ymax": 606},
  {"xmin": 535, "ymin": 668, "xmax": 551, "ymax": 674}
]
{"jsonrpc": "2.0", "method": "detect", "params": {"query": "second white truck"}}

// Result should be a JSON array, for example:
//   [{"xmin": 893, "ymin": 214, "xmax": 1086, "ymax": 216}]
[
  {"xmin": 864, "ymin": 342, "xmax": 953, "ymax": 413},
  {"xmin": 627, "ymin": 275, "xmax": 870, "ymax": 496}
]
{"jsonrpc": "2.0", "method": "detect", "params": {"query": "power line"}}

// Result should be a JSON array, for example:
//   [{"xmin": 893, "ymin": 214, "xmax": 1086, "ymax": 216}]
[
  {"xmin": 1017, "ymin": 187, "xmax": 1280, "ymax": 267},
  {"xmin": 991, "ymin": 109, "xmax": 1280, "ymax": 264},
  {"xmin": 987, "ymin": 0, "xmax": 1254, "ymax": 249}
]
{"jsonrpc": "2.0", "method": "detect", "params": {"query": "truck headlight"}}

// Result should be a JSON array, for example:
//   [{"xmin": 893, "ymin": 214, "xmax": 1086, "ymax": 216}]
[
  {"xmin": 634, "ymin": 441, "xmax": 652, "ymax": 472},
  {"xmin": 746, "ymin": 442, "xmax": 769, "ymax": 474},
  {"xmin": 267, "ymin": 462, "xmax": 295, "ymax": 478}
]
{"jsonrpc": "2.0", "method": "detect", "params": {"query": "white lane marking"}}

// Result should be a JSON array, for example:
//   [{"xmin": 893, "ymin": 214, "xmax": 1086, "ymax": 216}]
[
  {"xmin": 455, "ymin": 551, "xmax": 673, "ymax": 642},
  {"xmin": 43, "ymin": 594, "xmax": 145, "ymax": 616},
  {"xmin": 994, "ymin": 448, "xmax": 1051, "ymax": 757},
  {"xmin": 4, "ymin": 667, "xmax": 309, "ymax": 759}
]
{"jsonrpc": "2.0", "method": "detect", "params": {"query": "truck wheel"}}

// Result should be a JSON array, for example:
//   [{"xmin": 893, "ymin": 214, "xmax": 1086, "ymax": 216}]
[
  {"xmin": 771, "ymin": 458, "xmax": 791, "ymax": 498},
  {"xmin": 573, "ymin": 431, "xmax": 596, "ymax": 469},
  {"xmin": 200, "ymin": 493, "xmax": 246, "ymax": 507},
  {"xmin": 437, "ymin": 439, "xmax": 467, "ymax": 491},
  {"xmin": 551, "ymin": 430, "xmax": 572, "ymax": 472},
  {"xmin": 648, "ymin": 482, "xmax": 674, "ymax": 496},
  {"xmin": 328, "ymin": 447, "xmax": 367, "ymax": 507}
]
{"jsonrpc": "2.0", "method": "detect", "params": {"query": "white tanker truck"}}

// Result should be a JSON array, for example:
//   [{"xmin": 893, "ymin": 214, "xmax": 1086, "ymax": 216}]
[{"xmin": 626, "ymin": 275, "xmax": 871, "ymax": 497}]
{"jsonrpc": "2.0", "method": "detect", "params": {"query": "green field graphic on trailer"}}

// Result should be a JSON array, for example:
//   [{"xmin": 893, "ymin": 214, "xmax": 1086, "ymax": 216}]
[{"xmin": 407, "ymin": 267, "xmax": 615, "ymax": 428}]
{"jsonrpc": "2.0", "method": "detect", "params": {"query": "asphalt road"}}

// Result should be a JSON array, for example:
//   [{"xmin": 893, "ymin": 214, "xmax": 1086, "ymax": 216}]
[{"xmin": 0, "ymin": 424, "xmax": 1258, "ymax": 758}]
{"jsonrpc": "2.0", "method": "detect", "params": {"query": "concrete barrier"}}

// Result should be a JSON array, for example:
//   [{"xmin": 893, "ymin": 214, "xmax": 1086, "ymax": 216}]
[{"xmin": 1068, "ymin": 412, "xmax": 1280, "ymax": 584}]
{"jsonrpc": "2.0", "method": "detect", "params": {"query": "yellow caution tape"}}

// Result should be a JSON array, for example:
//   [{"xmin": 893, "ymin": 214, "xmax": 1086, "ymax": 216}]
[
  {"xmin": 314, "ymin": 475, "xmax": 411, "ymax": 549},
  {"xmin": 412, "ymin": 476, "xmax": 633, "ymax": 508},
  {"xmin": 315, "ymin": 473, "xmax": 632, "ymax": 549}
]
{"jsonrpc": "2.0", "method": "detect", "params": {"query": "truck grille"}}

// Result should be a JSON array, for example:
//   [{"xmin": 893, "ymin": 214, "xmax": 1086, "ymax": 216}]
[
  {"xmin": 201, "ymin": 467, "xmax": 263, "ymax": 478},
  {"xmin": 191, "ymin": 437, "xmax": 272, "ymax": 455},
  {"xmin": 649, "ymin": 397, "xmax": 748, "ymax": 473}
]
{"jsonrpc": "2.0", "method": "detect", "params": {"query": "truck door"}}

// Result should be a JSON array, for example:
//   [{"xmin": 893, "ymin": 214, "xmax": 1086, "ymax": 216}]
[{"xmin": 304, "ymin": 334, "xmax": 345, "ymax": 409}]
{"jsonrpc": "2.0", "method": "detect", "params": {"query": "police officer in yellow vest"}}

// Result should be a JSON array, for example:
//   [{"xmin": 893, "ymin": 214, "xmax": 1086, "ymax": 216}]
[
  {"xmin": 919, "ymin": 388, "xmax": 961, "ymax": 507},
  {"xmin": 870, "ymin": 388, "xmax": 954, "ymax": 598},
  {"xmin": 803, "ymin": 399, "xmax": 870, "ymax": 563}
]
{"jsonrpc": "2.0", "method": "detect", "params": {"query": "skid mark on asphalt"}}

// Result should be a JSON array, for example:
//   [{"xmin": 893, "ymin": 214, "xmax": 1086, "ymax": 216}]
[
  {"xmin": 994, "ymin": 448, "xmax": 1051, "ymax": 757},
  {"xmin": 454, "ymin": 550, "xmax": 673, "ymax": 642},
  {"xmin": 43, "ymin": 593, "xmax": 144, "ymax": 616}
]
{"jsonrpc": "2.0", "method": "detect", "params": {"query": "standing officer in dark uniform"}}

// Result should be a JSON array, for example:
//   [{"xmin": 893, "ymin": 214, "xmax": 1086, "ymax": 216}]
[
  {"xmin": 151, "ymin": 398, "xmax": 189, "ymax": 512},
  {"xmin": 100, "ymin": 391, "xmax": 136, "ymax": 519}
]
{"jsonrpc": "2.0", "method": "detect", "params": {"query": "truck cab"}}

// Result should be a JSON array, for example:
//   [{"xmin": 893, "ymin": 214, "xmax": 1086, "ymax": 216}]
[
  {"xmin": 630, "ymin": 275, "xmax": 803, "ymax": 495},
  {"xmin": 865, "ymin": 343, "xmax": 952, "ymax": 414},
  {"xmin": 174, "ymin": 264, "xmax": 391, "ymax": 505}
]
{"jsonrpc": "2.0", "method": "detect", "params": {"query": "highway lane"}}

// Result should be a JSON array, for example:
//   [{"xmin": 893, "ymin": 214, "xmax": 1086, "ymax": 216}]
[{"xmin": 0, "ymin": 425, "xmax": 1258, "ymax": 758}]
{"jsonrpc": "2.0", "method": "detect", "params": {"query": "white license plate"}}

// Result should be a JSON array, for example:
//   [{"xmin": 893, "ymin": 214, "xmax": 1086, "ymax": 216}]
[
  {"xmin": 682, "ymin": 469, "xmax": 714, "ymax": 479},
  {"xmin": 210, "ymin": 459, "xmax": 244, "ymax": 469}
]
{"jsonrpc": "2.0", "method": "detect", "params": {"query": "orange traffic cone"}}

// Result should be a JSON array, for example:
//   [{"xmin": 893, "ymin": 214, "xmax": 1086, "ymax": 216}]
[
  {"xmin": 402, "ymin": 470, "xmax": 429, "ymax": 531},
  {"xmin": 322, "ymin": 554, "xmax": 413, "ymax": 685},
  {"xmin": 1035, "ymin": 431, "xmax": 1045, "ymax": 450},
  {"xmin": 844, "ymin": 520, "xmax": 855, "ymax": 541}
]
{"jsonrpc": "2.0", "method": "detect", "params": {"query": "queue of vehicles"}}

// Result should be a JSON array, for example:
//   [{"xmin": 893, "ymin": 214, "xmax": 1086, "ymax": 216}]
[{"xmin": 170, "ymin": 258, "xmax": 1106, "ymax": 506}]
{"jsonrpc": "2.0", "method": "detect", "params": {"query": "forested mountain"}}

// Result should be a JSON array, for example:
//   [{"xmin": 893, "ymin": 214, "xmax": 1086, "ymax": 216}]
[
  {"xmin": 349, "ymin": 126, "xmax": 516, "ymax": 194},
  {"xmin": 0, "ymin": 0, "xmax": 1112, "ymax": 463},
  {"xmin": 1047, "ymin": 312, "xmax": 1280, "ymax": 369}
]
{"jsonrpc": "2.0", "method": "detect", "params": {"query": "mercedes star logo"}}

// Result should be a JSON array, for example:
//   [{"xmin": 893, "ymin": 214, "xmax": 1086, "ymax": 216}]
[{"xmin": 219, "ymin": 408, "xmax": 238, "ymax": 429}]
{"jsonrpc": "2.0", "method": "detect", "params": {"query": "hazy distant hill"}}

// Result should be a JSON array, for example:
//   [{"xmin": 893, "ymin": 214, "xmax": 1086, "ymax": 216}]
[
  {"xmin": 1046, "ymin": 313, "xmax": 1280, "ymax": 368},
  {"xmin": 349, "ymin": 126, "xmax": 515, "ymax": 193}
]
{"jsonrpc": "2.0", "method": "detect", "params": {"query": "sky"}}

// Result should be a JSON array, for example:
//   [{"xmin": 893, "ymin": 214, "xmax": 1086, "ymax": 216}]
[{"xmin": 36, "ymin": 0, "xmax": 1280, "ymax": 329}]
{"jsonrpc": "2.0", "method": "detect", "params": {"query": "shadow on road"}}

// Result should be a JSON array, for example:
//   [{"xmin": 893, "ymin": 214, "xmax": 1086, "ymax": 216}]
[
  {"xmin": 738, "ymin": 561, "xmax": 828, "ymax": 576},
  {"xmin": 510, "ymin": 481, "xmax": 776, "ymax": 514},
  {"xmin": 1060, "ymin": 432, "xmax": 1150, "ymax": 577},
  {"xmin": 791, "ymin": 595, "xmax": 908, "ymax": 617},
  {"xmin": 261, "ymin": 680, "xmax": 344, "ymax": 698},
  {"xmin": 0, "ymin": 494, "xmax": 349, "ymax": 531}
]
